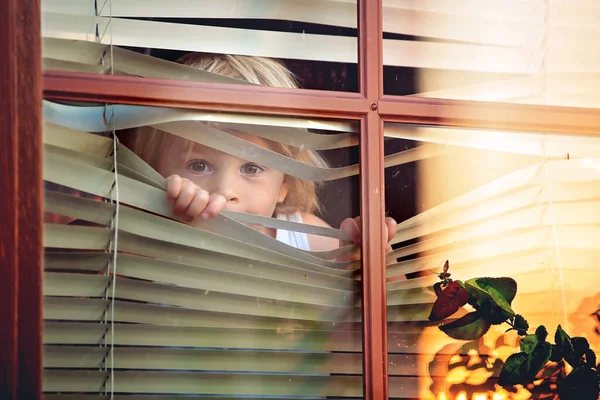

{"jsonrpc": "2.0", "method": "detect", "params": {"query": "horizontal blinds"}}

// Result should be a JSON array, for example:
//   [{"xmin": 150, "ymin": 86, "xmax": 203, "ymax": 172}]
[
  {"xmin": 41, "ymin": 0, "xmax": 600, "ymax": 109},
  {"xmin": 385, "ymin": 125, "xmax": 600, "ymax": 398},
  {"xmin": 43, "ymin": 14, "xmax": 592, "ymax": 74},
  {"xmin": 42, "ymin": 102, "xmax": 442, "ymax": 398},
  {"xmin": 40, "ymin": 0, "xmax": 599, "ymax": 71}
]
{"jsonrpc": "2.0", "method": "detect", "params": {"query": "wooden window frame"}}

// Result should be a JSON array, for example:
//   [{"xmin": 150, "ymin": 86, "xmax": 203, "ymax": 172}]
[{"xmin": 2, "ymin": 0, "xmax": 600, "ymax": 399}]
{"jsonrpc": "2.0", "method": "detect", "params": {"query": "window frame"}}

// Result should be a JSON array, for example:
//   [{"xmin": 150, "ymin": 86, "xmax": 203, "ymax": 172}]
[{"xmin": 2, "ymin": 0, "xmax": 600, "ymax": 399}]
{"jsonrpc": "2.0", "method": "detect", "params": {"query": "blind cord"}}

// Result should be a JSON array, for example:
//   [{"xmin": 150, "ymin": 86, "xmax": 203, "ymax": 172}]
[
  {"xmin": 108, "ymin": 0, "xmax": 116, "ymax": 394},
  {"xmin": 107, "ymin": 102, "xmax": 119, "ymax": 399}
]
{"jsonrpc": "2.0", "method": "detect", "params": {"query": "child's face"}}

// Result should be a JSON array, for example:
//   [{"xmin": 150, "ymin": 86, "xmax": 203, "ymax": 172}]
[{"xmin": 155, "ymin": 132, "xmax": 289, "ymax": 218}]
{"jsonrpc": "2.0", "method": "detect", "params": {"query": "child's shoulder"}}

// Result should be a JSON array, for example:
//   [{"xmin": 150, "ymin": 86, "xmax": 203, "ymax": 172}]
[
  {"xmin": 299, "ymin": 212, "xmax": 331, "ymax": 228},
  {"xmin": 299, "ymin": 212, "xmax": 339, "ymax": 252}
]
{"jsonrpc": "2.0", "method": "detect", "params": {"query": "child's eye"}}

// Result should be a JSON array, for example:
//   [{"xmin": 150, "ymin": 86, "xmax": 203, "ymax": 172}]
[
  {"xmin": 241, "ymin": 163, "xmax": 264, "ymax": 175},
  {"xmin": 187, "ymin": 160, "xmax": 211, "ymax": 173}
]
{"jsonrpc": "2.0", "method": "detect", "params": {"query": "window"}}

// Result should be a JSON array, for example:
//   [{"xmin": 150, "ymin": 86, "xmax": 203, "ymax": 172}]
[
  {"xmin": 42, "ymin": 101, "xmax": 364, "ymax": 397},
  {"xmin": 3, "ymin": 1, "xmax": 600, "ymax": 400},
  {"xmin": 384, "ymin": 124, "xmax": 600, "ymax": 399},
  {"xmin": 382, "ymin": 1, "xmax": 600, "ymax": 109}
]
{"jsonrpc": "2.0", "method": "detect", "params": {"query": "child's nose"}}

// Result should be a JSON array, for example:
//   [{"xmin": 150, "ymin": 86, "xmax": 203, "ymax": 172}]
[
  {"xmin": 219, "ymin": 187, "xmax": 239, "ymax": 203},
  {"xmin": 214, "ymin": 174, "xmax": 239, "ymax": 203}
]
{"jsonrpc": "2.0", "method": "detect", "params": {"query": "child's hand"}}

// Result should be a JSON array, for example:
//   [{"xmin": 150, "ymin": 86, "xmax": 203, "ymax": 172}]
[
  {"xmin": 166, "ymin": 175, "xmax": 227, "ymax": 222},
  {"xmin": 340, "ymin": 216, "xmax": 397, "ymax": 250}
]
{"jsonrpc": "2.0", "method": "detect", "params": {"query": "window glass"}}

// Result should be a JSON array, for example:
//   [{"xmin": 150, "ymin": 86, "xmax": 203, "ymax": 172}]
[
  {"xmin": 384, "ymin": 123, "xmax": 600, "ymax": 399},
  {"xmin": 42, "ymin": 97, "xmax": 365, "ymax": 398},
  {"xmin": 383, "ymin": 2, "xmax": 600, "ymax": 108},
  {"xmin": 42, "ymin": 0, "xmax": 359, "ymax": 92}
]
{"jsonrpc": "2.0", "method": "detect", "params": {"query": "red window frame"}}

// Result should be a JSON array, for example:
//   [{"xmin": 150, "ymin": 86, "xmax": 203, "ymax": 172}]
[{"xmin": 2, "ymin": 1, "xmax": 600, "ymax": 399}]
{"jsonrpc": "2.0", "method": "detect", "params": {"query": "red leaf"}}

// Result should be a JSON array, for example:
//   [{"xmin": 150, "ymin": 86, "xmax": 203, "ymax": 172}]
[{"xmin": 428, "ymin": 281, "xmax": 470, "ymax": 321}]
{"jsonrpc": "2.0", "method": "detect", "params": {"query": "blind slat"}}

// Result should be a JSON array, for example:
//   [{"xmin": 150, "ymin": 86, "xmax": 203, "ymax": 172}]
[
  {"xmin": 42, "ymin": 37, "xmax": 253, "ymax": 85},
  {"xmin": 44, "ymin": 252, "xmax": 354, "ymax": 291},
  {"xmin": 43, "ymin": 322, "xmax": 362, "ymax": 351},
  {"xmin": 43, "ymin": 100, "xmax": 359, "ymax": 148},
  {"xmin": 42, "ymin": 321, "xmax": 489, "ymax": 355},
  {"xmin": 44, "ymin": 273, "xmax": 358, "ymax": 317},
  {"xmin": 43, "ymin": 345, "xmax": 434, "ymax": 377},
  {"xmin": 386, "ymin": 124, "xmax": 600, "ymax": 159},
  {"xmin": 43, "ymin": 370, "xmax": 421, "ymax": 398},
  {"xmin": 388, "ymin": 226, "xmax": 600, "ymax": 278},
  {"xmin": 43, "ymin": 296, "xmax": 432, "ymax": 324},
  {"xmin": 43, "ymin": 346, "xmax": 364, "ymax": 374},
  {"xmin": 42, "ymin": 370, "xmax": 364, "ymax": 396},
  {"xmin": 45, "ymin": 252, "xmax": 355, "ymax": 292}
]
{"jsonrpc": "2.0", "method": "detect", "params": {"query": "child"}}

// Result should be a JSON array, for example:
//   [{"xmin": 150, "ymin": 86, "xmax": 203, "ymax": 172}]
[{"xmin": 129, "ymin": 53, "xmax": 397, "ymax": 251}]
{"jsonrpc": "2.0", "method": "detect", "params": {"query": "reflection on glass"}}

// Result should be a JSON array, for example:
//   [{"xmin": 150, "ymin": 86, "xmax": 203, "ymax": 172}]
[
  {"xmin": 383, "ymin": 3, "xmax": 600, "ymax": 108},
  {"xmin": 384, "ymin": 123, "xmax": 600, "ymax": 399},
  {"xmin": 42, "ymin": 0, "xmax": 358, "ymax": 91},
  {"xmin": 42, "ymin": 92, "xmax": 367, "ymax": 397}
]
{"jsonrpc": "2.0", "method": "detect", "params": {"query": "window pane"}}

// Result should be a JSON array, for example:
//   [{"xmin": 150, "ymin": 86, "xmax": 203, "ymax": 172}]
[
  {"xmin": 384, "ymin": 123, "xmax": 600, "ymax": 399},
  {"xmin": 41, "ymin": 0, "xmax": 359, "ymax": 92},
  {"xmin": 382, "ymin": 2, "xmax": 600, "ymax": 108},
  {"xmin": 42, "ymin": 98, "xmax": 364, "ymax": 398}
]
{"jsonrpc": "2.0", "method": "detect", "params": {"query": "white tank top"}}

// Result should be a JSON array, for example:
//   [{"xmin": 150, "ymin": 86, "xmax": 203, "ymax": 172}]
[{"xmin": 275, "ymin": 212, "xmax": 311, "ymax": 251}]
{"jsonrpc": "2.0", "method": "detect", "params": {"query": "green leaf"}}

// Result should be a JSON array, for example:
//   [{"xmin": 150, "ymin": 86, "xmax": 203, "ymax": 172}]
[
  {"xmin": 498, "ymin": 352, "xmax": 529, "ymax": 386},
  {"xmin": 585, "ymin": 349, "xmax": 597, "ymax": 369},
  {"xmin": 439, "ymin": 311, "xmax": 492, "ymax": 341},
  {"xmin": 549, "ymin": 344, "xmax": 562, "ymax": 362},
  {"xmin": 465, "ymin": 278, "xmax": 516, "ymax": 320},
  {"xmin": 472, "ymin": 277, "xmax": 517, "ymax": 303},
  {"xmin": 465, "ymin": 284, "xmax": 479, "ymax": 307},
  {"xmin": 572, "ymin": 337, "xmax": 590, "ymax": 360},
  {"xmin": 555, "ymin": 325, "xmax": 577, "ymax": 367},
  {"xmin": 499, "ymin": 341, "xmax": 552, "ymax": 387},
  {"xmin": 520, "ymin": 334, "xmax": 538, "ymax": 355},
  {"xmin": 555, "ymin": 325, "xmax": 572, "ymax": 350},
  {"xmin": 529, "ymin": 341, "xmax": 552, "ymax": 380},
  {"xmin": 535, "ymin": 325, "xmax": 548, "ymax": 342},
  {"xmin": 514, "ymin": 314, "xmax": 529, "ymax": 334},
  {"xmin": 558, "ymin": 367, "xmax": 600, "ymax": 400}
]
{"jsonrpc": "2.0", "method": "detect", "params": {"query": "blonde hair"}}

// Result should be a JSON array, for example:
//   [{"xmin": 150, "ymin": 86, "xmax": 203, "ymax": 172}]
[{"xmin": 129, "ymin": 52, "xmax": 328, "ymax": 214}]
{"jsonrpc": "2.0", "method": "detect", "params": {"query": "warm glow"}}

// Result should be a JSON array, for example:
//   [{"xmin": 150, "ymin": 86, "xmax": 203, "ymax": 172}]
[
  {"xmin": 492, "ymin": 392, "xmax": 507, "ymax": 400},
  {"xmin": 437, "ymin": 391, "xmax": 449, "ymax": 400},
  {"xmin": 456, "ymin": 392, "xmax": 468, "ymax": 400},
  {"xmin": 565, "ymin": 363, "xmax": 574, "ymax": 374},
  {"xmin": 473, "ymin": 393, "xmax": 488, "ymax": 400}
]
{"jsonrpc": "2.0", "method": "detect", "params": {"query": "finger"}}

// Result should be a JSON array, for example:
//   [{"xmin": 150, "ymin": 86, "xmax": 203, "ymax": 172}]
[
  {"xmin": 166, "ymin": 175, "xmax": 183, "ymax": 202},
  {"xmin": 340, "ymin": 217, "xmax": 361, "ymax": 246},
  {"xmin": 184, "ymin": 188, "xmax": 210, "ymax": 222},
  {"xmin": 172, "ymin": 179, "xmax": 197, "ymax": 215},
  {"xmin": 385, "ymin": 217, "xmax": 398, "ymax": 243},
  {"xmin": 200, "ymin": 193, "xmax": 227, "ymax": 219}
]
